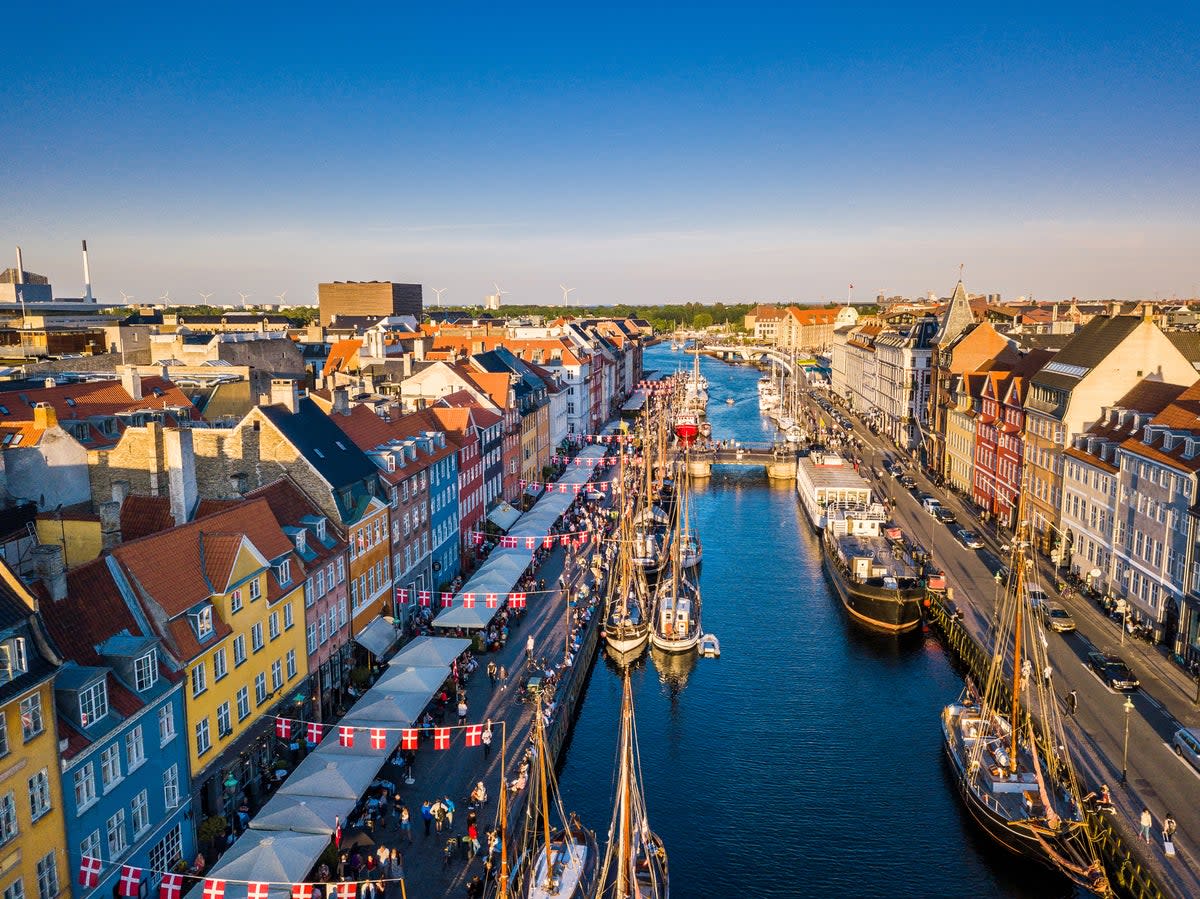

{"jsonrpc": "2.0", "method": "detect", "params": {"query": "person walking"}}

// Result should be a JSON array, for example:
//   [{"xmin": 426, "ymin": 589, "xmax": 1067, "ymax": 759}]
[
  {"xmin": 1042, "ymin": 664, "xmax": 1053, "ymax": 689},
  {"xmin": 1066, "ymin": 690, "xmax": 1078, "ymax": 716},
  {"xmin": 399, "ymin": 805, "xmax": 412, "ymax": 844},
  {"xmin": 443, "ymin": 795, "xmax": 456, "ymax": 829},
  {"xmin": 499, "ymin": 665, "xmax": 508, "ymax": 689},
  {"xmin": 526, "ymin": 634, "xmax": 535, "ymax": 663},
  {"xmin": 1139, "ymin": 807, "xmax": 1153, "ymax": 844},
  {"xmin": 457, "ymin": 699, "xmax": 469, "ymax": 726},
  {"xmin": 1163, "ymin": 812, "xmax": 1178, "ymax": 846},
  {"xmin": 487, "ymin": 660, "xmax": 497, "ymax": 686},
  {"xmin": 482, "ymin": 721, "xmax": 493, "ymax": 760}
]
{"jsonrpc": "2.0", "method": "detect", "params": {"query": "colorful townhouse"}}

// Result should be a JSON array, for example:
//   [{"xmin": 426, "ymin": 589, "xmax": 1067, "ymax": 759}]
[
  {"xmin": 0, "ymin": 561, "xmax": 66, "ymax": 899},
  {"xmin": 35, "ymin": 549, "xmax": 195, "ymax": 899},
  {"xmin": 108, "ymin": 499, "xmax": 309, "ymax": 824}
]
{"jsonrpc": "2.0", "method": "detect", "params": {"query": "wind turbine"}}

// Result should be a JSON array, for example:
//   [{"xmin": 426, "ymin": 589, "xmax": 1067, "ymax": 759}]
[
  {"xmin": 119, "ymin": 291, "xmax": 133, "ymax": 304},
  {"xmin": 492, "ymin": 282, "xmax": 510, "ymax": 307},
  {"xmin": 238, "ymin": 292, "xmax": 251, "ymax": 306},
  {"xmin": 559, "ymin": 284, "xmax": 576, "ymax": 308},
  {"xmin": 275, "ymin": 291, "xmax": 287, "ymax": 305},
  {"xmin": 159, "ymin": 291, "xmax": 171, "ymax": 304},
  {"xmin": 431, "ymin": 287, "xmax": 447, "ymax": 307},
  {"xmin": 199, "ymin": 292, "xmax": 214, "ymax": 304}
]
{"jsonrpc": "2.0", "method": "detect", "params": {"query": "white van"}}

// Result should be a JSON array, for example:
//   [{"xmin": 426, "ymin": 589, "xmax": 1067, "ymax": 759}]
[{"xmin": 922, "ymin": 497, "xmax": 942, "ymax": 515}]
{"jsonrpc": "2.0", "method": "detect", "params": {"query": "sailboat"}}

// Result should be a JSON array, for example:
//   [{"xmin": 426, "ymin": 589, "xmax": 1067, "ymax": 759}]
[
  {"xmin": 596, "ymin": 672, "xmax": 669, "ymax": 899},
  {"xmin": 651, "ymin": 456, "xmax": 702, "ymax": 653},
  {"xmin": 604, "ymin": 455, "xmax": 652, "ymax": 656},
  {"xmin": 523, "ymin": 692, "xmax": 598, "ymax": 898},
  {"xmin": 941, "ymin": 521, "xmax": 1110, "ymax": 895}
]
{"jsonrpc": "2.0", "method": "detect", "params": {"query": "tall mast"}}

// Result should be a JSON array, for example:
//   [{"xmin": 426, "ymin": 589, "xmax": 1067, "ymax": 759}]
[
  {"xmin": 497, "ymin": 722, "xmax": 509, "ymax": 899},
  {"xmin": 617, "ymin": 672, "xmax": 633, "ymax": 899},
  {"xmin": 535, "ymin": 693, "xmax": 554, "ymax": 887},
  {"xmin": 1009, "ymin": 539, "xmax": 1024, "ymax": 775}
]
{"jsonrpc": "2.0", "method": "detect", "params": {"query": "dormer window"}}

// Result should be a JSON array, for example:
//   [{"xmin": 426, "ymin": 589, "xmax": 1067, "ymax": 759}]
[
  {"xmin": 195, "ymin": 605, "xmax": 214, "ymax": 639},
  {"xmin": 79, "ymin": 679, "xmax": 109, "ymax": 727},
  {"xmin": 315, "ymin": 519, "xmax": 326, "ymax": 541},
  {"xmin": 293, "ymin": 530, "xmax": 307, "ymax": 554},
  {"xmin": 274, "ymin": 559, "xmax": 292, "ymax": 586},
  {"xmin": 134, "ymin": 649, "xmax": 158, "ymax": 692},
  {"xmin": 0, "ymin": 637, "xmax": 27, "ymax": 685}
]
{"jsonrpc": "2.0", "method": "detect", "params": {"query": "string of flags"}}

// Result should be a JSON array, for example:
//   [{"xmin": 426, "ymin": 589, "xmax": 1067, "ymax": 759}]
[
  {"xmin": 546, "ymin": 453, "xmax": 642, "ymax": 467},
  {"xmin": 468, "ymin": 526, "xmax": 603, "ymax": 548},
  {"xmin": 396, "ymin": 585, "xmax": 531, "ymax": 609},
  {"xmin": 519, "ymin": 477, "xmax": 613, "ymax": 493},
  {"xmin": 272, "ymin": 717, "xmax": 495, "ymax": 751}
]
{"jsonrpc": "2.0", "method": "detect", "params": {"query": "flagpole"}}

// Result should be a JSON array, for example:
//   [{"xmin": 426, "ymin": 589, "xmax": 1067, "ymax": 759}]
[{"xmin": 497, "ymin": 719, "xmax": 509, "ymax": 899}]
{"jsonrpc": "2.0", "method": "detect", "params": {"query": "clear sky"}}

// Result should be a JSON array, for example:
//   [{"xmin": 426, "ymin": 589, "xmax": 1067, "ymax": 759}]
[{"xmin": 3, "ymin": 2, "xmax": 1198, "ymax": 306}]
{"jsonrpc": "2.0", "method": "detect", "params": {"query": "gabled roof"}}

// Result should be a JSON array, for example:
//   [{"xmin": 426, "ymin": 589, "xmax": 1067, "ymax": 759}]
[
  {"xmin": 258, "ymin": 397, "xmax": 378, "ymax": 496},
  {"xmin": 1031, "ymin": 316, "xmax": 1145, "ymax": 391},
  {"xmin": 322, "ymin": 339, "xmax": 363, "ymax": 377},
  {"xmin": 244, "ymin": 477, "xmax": 347, "ymax": 564},
  {"xmin": 935, "ymin": 280, "xmax": 976, "ymax": 345},
  {"xmin": 120, "ymin": 495, "xmax": 176, "ymax": 541}
]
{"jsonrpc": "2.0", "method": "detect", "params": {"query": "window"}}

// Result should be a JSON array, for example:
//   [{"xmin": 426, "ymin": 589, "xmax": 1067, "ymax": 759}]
[
  {"xmin": 134, "ymin": 649, "xmax": 158, "ymax": 691},
  {"xmin": 236, "ymin": 687, "xmax": 250, "ymax": 721},
  {"xmin": 318, "ymin": 616, "xmax": 327, "ymax": 646},
  {"xmin": 131, "ymin": 789, "xmax": 150, "ymax": 837},
  {"xmin": 74, "ymin": 763, "xmax": 97, "ymax": 811},
  {"xmin": 336, "ymin": 558, "xmax": 345, "ymax": 583},
  {"xmin": 158, "ymin": 704, "xmax": 176, "ymax": 746},
  {"xmin": 339, "ymin": 599, "xmax": 347, "ymax": 628},
  {"xmin": 271, "ymin": 659, "xmax": 283, "ymax": 692},
  {"xmin": 107, "ymin": 808, "xmax": 127, "ymax": 857},
  {"xmin": 249, "ymin": 577, "xmax": 261, "ymax": 600},
  {"xmin": 195, "ymin": 717, "xmax": 211, "ymax": 756},
  {"xmin": 190, "ymin": 663, "xmax": 207, "ymax": 697},
  {"xmin": 149, "ymin": 825, "xmax": 183, "ymax": 877},
  {"xmin": 216, "ymin": 701, "xmax": 232, "ymax": 738},
  {"xmin": 125, "ymin": 726, "xmax": 145, "ymax": 772},
  {"xmin": 230, "ymin": 589, "xmax": 243, "ymax": 613},
  {"xmin": 27, "ymin": 769, "xmax": 51, "ymax": 821},
  {"xmin": 162, "ymin": 765, "xmax": 180, "ymax": 810},
  {"xmin": 274, "ymin": 559, "xmax": 292, "ymax": 585},
  {"xmin": 100, "ymin": 744, "xmax": 122, "ymax": 791},
  {"xmin": 255, "ymin": 673, "xmax": 267, "ymax": 705},
  {"xmin": 307, "ymin": 623, "xmax": 317, "ymax": 654},
  {"xmin": 196, "ymin": 606, "xmax": 213, "ymax": 639},
  {"xmin": 213, "ymin": 647, "xmax": 228, "ymax": 681},
  {"xmin": 80, "ymin": 830, "xmax": 102, "ymax": 866},
  {"xmin": 35, "ymin": 852, "xmax": 57, "ymax": 899},
  {"xmin": 1, "ymin": 878, "xmax": 21, "ymax": 899},
  {"xmin": 252, "ymin": 623, "xmax": 264, "ymax": 652},
  {"xmin": 269, "ymin": 612, "xmax": 280, "ymax": 640},
  {"xmin": 316, "ymin": 570, "xmax": 326, "ymax": 597},
  {"xmin": 0, "ymin": 714, "xmax": 8, "ymax": 757},
  {"xmin": 305, "ymin": 577, "xmax": 314, "ymax": 608},
  {"xmin": 20, "ymin": 693, "xmax": 44, "ymax": 740},
  {"xmin": 284, "ymin": 603, "xmax": 294, "ymax": 630},
  {"xmin": 349, "ymin": 579, "xmax": 358, "ymax": 610},
  {"xmin": 233, "ymin": 635, "xmax": 246, "ymax": 667},
  {"xmin": 286, "ymin": 649, "xmax": 297, "ymax": 680},
  {"xmin": 0, "ymin": 791, "xmax": 17, "ymax": 846},
  {"xmin": 0, "ymin": 637, "xmax": 28, "ymax": 685}
]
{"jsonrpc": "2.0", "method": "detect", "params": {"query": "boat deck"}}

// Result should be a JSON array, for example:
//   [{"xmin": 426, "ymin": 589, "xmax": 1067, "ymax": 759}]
[{"xmin": 833, "ymin": 532, "xmax": 922, "ymax": 581}]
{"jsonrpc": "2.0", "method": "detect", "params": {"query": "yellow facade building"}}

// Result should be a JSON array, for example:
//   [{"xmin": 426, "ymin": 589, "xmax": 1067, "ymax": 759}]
[{"xmin": 0, "ymin": 563, "xmax": 66, "ymax": 899}]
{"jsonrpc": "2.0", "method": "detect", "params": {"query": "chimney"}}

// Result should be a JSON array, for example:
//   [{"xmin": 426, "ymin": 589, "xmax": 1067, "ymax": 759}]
[
  {"xmin": 111, "ymin": 479, "xmax": 130, "ymax": 506},
  {"xmin": 82, "ymin": 240, "xmax": 93, "ymax": 303},
  {"xmin": 43, "ymin": 377, "xmax": 56, "ymax": 389},
  {"xmin": 31, "ymin": 544, "xmax": 66, "ymax": 602},
  {"xmin": 32, "ymin": 402, "xmax": 57, "ymax": 430},
  {"xmin": 165, "ymin": 428, "xmax": 198, "ymax": 526},
  {"xmin": 99, "ymin": 501, "xmax": 122, "ymax": 551},
  {"xmin": 332, "ymin": 387, "xmax": 350, "ymax": 416},
  {"xmin": 305, "ymin": 323, "xmax": 324, "ymax": 344},
  {"xmin": 14, "ymin": 247, "xmax": 24, "ymax": 285},
  {"xmin": 402, "ymin": 355, "xmax": 413, "ymax": 378},
  {"xmin": 120, "ymin": 365, "xmax": 143, "ymax": 401},
  {"xmin": 270, "ymin": 378, "xmax": 300, "ymax": 413},
  {"xmin": 414, "ymin": 337, "xmax": 426, "ymax": 362}
]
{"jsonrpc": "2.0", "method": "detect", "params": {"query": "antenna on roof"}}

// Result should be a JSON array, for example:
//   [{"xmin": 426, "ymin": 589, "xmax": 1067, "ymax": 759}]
[
  {"xmin": 432, "ymin": 287, "xmax": 447, "ymax": 307},
  {"xmin": 559, "ymin": 284, "xmax": 575, "ymax": 308}
]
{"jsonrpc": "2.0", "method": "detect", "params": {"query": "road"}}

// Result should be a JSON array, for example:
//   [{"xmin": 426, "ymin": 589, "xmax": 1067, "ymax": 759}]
[{"xmin": 796, "ymin": 385, "xmax": 1200, "ymax": 895}]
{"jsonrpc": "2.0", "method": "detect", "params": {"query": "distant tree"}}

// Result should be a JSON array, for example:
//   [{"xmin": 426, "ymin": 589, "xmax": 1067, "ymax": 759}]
[{"xmin": 693, "ymin": 312, "xmax": 714, "ymax": 329}]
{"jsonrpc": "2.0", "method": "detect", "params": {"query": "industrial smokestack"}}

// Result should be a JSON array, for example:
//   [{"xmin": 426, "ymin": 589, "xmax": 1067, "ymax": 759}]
[
  {"xmin": 82, "ymin": 239, "xmax": 93, "ymax": 303},
  {"xmin": 14, "ymin": 247, "xmax": 24, "ymax": 284}
]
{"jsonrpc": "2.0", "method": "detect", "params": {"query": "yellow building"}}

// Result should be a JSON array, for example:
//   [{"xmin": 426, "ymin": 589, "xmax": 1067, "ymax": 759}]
[
  {"xmin": 944, "ymin": 372, "xmax": 986, "ymax": 495},
  {"xmin": 111, "ymin": 497, "xmax": 310, "ymax": 822},
  {"xmin": 0, "ymin": 562, "xmax": 67, "ymax": 899}
]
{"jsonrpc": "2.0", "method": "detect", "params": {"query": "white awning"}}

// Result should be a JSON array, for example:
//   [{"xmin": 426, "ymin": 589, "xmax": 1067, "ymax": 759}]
[
  {"xmin": 186, "ymin": 831, "xmax": 329, "ymax": 899},
  {"xmin": 486, "ymin": 500, "xmax": 522, "ymax": 531},
  {"xmin": 338, "ymin": 690, "xmax": 428, "ymax": 728},
  {"xmin": 374, "ymin": 664, "xmax": 450, "ymax": 695},
  {"xmin": 278, "ymin": 754, "xmax": 381, "ymax": 801},
  {"xmin": 250, "ymin": 793, "xmax": 348, "ymax": 836},
  {"xmin": 387, "ymin": 635, "xmax": 472, "ymax": 668},
  {"xmin": 353, "ymin": 615, "xmax": 399, "ymax": 658}
]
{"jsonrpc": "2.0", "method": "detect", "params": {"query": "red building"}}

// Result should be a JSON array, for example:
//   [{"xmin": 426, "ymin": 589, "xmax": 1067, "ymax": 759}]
[{"xmin": 428, "ymin": 407, "xmax": 486, "ymax": 568}]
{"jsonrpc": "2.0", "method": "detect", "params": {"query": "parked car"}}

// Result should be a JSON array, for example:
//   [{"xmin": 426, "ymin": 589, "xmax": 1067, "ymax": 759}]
[
  {"xmin": 956, "ymin": 530, "xmax": 984, "ymax": 550},
  {"xmin": 898, "ymin": 475, "xmax": 917, "ymax": 489},
  {"xmin": 1027, "ymin": 586, "xmax": 1048, "ymax": 613},
  {"xmin": 934, "ymin": 507, "xmax": 957, "ymax": 524},
  {"xmin": 1087, "ymin": 652, "xmax": 1140, "ymax": 690},
  {"xmin": 1041, "ymin": 603, "xmax": 1077, "ymax": 633},
  {"xmin": 922, "ymin": 497, "xmax": 943, "ymax": 515},
  {"xmin": 1173, "ymin": 727, "xmax": 1200, "ymax": 773}
]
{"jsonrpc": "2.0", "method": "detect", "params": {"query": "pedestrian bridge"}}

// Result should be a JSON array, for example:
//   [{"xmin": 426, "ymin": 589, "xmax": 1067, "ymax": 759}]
[
  {"xmin": 697, "ymin": 343, "xmax": 818, "ymax": 376},
  {"xmin": 686, "ymin": 443, "xmax": 798, "ymax": 479}
]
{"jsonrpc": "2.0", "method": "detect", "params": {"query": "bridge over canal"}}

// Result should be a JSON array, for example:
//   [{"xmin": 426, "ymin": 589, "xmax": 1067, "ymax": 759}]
[{"xmin": 685, "ymin": 442, "xmax": 799, "ymax": 479}]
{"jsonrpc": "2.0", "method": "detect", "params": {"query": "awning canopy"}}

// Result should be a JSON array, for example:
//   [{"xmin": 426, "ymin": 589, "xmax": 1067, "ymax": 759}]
[
  {"xmin": 374, "ymin": 664, "xmax": 450, "ymax": 695},
  {"xmin": 486, "ymin": 500, "xmax": 522, "ymax": 532},
  {"xmin": 433, "ymin": 444, "xmax": 609, "ymax": 631},
  {"xmin": 354, "ymin": 615, "xmax": 399, "ymax": 658},
  {"xmin": 338, "ymin": 690, "xmax": 428, "ymax": 728},
  {"xmin": 622, "ymin": 389, "xmax": 649, "ymax": 412},
  {"xmin": 278, "ymin": 754, "xmax": 382, "ymax": 800},
  {"xmin": 250, "ymin": 793, "xmax": 348, "ymax": 836},
  {"xmin": 186, "ymin": 831, "xmax": 329, "ymax": 899},
  {"xmin": 387, "ymin": 635, "xmax": 472, "ymax": 669}
]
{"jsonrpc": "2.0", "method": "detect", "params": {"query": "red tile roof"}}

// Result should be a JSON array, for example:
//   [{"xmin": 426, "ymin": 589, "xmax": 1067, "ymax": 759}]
[{"xmin": 120, "ymin": 495, "xmax": 176, "ymax": 540}]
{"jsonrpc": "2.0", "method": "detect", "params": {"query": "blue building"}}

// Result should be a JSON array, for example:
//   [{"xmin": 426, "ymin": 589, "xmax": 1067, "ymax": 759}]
[
  {"xmin": 426, "ymin": 430, "xmax": 461, "ymax": 585},
  {"xmin": 36, "ymin": 551, "xmax": 195, "ymax": 897}
]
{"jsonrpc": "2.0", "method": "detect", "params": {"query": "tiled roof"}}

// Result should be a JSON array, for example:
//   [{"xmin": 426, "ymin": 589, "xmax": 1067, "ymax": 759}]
[
  {"xmin": 1031, "ymin": 316, "xmax": 1143, "ymax": 390},
  {"xmin": 244, "ymin": 478, "xmax": 348, "ymax": 563},
  {"xmin": 322, "ymin": 339, "xmax": 363, "ymax": 377},
  {"xmin": 120, "ymin": 495, "xmax": 176, "ymax": 540},
  {"xmin": 258, "ymin": 398, "xmax": 377, "ymax": 495}
]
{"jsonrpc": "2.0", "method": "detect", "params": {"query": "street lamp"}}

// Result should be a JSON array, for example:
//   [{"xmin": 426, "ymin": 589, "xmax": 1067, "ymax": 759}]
[{"xmin": 1120, "ymin": 694, "xmax": 1135, "ymax": 784}]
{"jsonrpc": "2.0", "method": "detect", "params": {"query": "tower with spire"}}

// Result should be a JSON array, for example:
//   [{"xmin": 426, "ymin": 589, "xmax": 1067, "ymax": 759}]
[{"xmin": 926, "ymin": 274, "xmax": 984, "ymax": 476}]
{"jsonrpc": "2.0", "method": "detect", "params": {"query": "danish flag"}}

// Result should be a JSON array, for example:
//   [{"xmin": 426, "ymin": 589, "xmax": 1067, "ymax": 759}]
[
  {"xmin": 401, "ymin": 728, "xmax": 418, "ymax": 750},
  {"xmin": 519, "ymin": 479, "xmax": 527, "ymax": 488},
  {"xmin": 275, "ymin": 718, "xmax": 292, "ymax": 739},
  {"xmin": 202, "ymin": 879, "xmax": 226, "ymax": 899},
  {"xmin": 485, "ymin": 593, "xmax": 499, "ymax": 608},
  {"xmin": 543, "ymin": 537, "xmax": 554, "ymax": 549},
  {"xmin": 585, "ymin": 435, "xmax": 593, "ymax": 443},
  {"xmin": 462, "ymin": 593, "xmax": 476, "ymax": 608},
  {"xmin": 418, "ymin": 590, "xmax": 432, "ymax": 607},
  {"xmin": 525, "ymin": 536, "xmax": 536, "ymax": 549},
  {"xmin": 560, "ymin": 534, "xmax": 570, "ymax": 546},
  {"xmin": 395, "ymin": 587, "xmax": 408, "ymax": 603},
  {"xmin": 558, "ymin": 484, "xmax": 568, "ymax": 494},
  {"xmin": 509, "ymin": 593, "xmax": 527, "ymax": 609},
  {"xmin": 464, "ymin": 724, "xmax": 482, "ymax": 747},
  {"xmin": 574, "ymin": 457, "xmax": 582, "ymax": 466},
  {"xmin": 78, "ymin": 856, "xmax": 101, "ymax": 888},
  {"xmin": 572, "ymin": 484, "xmax": 581, "ymax": 494},
  {"xmin": 441, "ymin": 592, "xmax": 454, "ymax": 608},
  {"xmin": 159, "ymin": 873, "xmax": 183, "ymax": 899},
  {"xmin": 339, "ymin": 725, "xmax": 355, "ymax": 748},
  {"xmin": 434, "ymin": 727, "xmax": 450, "ymax": 750},
  {"xmin": 247, "ymin": 883, "xmax": 270, "ymax": 899},
  {"xmin": 472, "ymin": 532, "xmax": 484, "ymax": 546},
  {"xmin": 370, "ymin": 727, "xmax": 387, "ymax": 750},
  {"xmin": 306, "ymin": 721, "xmax": 324, "ymax": 744},
  {"xmin": 118, "ymin": 866, "xmax": 141, "ymax": 897},
  {"xmin": 291, "ymin": 886, "xmax": 313, "ymax": 899},
  {"xmin": 337, "ymin": 883, "xmax": 356, "ymax": 899}
]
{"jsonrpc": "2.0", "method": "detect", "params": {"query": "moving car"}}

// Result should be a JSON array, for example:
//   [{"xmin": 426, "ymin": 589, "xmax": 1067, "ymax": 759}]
[
  {"xmin": 956, "ymin": 530, "xmax": 984, "ymax": 550},
  {"xmin": 1087, "ymin": 652, "xmax": 1140, "ymax": 690},
  {"xmin": 1173, "ymin": 727, "xmax": 1200, "ymax": 773},
  {"xmin": 898, "ymin": 475, "xmax": 917, "ymax": 489},
  {"xmin": 934, "ymin": 507, "xmax": 957, "ymax": 524},
  {"xmin": 1041, "ymin": 602, "xmax": 1077, "ymax": 633},
  {"xmin": 922, "ymin": 497, "xmax": 942, "ymax": 515}
]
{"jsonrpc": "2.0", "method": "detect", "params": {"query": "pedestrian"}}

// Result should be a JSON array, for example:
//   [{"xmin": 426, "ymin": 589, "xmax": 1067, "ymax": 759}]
[
  {"xmin": 482, "ymin": 720, "xmax": 493, "ymax": 760},
  {"xmin": 457, "ymin": 699, "xmax": 468, "ymax": 726},
  {"xmin": 399, "ymin": 805, "xmax": 412, "ymax": 844},
  {"xmin": 1043, "ymin": 664, "xmax": 1053, "ymax": 689},
  {"xmin": 487, "ymin": 660, "xmax": 497, "ymax": 686},
  {"xmin": 465, "ymin": 874, "xmax": 484, "ymax": 898},
  {"xmin": 1065, "ymin": 690, "xmax": 1078, "ymax": 716},
  {"xmin": 444, "ymin": 795, "xmax": 456, "ymax": 828},
  {"xmin": 433, "ymin": 798, "xmax": 447, "ymax": 832},
  {"xmin": 1139, "ymin": 807, "xmax": 1153, "ymax": 844},
  {"xmin": 390, "ymin": 795, "xmax": 401, "ymax": 830},
  {"xmin": 499, "ymin": 666, "xmax": 508, "ymax": 689},
  {"xmin": 467, "ymin": 821, "xmax": 480, "ymax": 858},
  {"xmin": 1163, "ymin": 812, "xmax": 1178, "ymax": 844},
  {"xmin": 526, "ymin": 634, "xmax": 535, "ymax": 663},
  {"xmin": 421, "ymin": 800, "xmax": 433, "ymax": 836}
]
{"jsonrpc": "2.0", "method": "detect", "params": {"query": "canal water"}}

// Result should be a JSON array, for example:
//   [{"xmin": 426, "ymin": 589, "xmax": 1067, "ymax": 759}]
[{"xmin": 554, "ymin": 344, "xmax": 1078, "ymax": 897}]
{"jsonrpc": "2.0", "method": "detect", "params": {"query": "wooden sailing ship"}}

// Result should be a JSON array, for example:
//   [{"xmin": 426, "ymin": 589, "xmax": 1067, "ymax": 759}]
[{"xmin": 650, "ymin": 456, "xmax": 702, "ymax": 654}]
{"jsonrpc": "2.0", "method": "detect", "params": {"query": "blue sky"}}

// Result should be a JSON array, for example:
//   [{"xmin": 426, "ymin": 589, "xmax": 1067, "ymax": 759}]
[{"xmin": 3, "ymin": 3, "xmax": 1198, "ymax": 306}]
